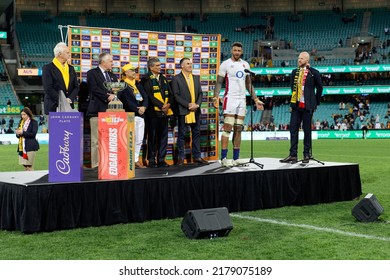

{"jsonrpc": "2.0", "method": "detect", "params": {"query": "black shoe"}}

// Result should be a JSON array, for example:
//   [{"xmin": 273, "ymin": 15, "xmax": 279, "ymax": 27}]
[
  {"xmin": 302, "ymin": 156, "xmax": 310, "ymax": 164},
  {"xmin": 194, "ymin": 158, "xmax": 209, "ymax": 165},
  {"xmin": 279, "ymin": 155, "xmax": 298, "ymax": 164},
  {"xmin": 176, "ymin": 158, "xmax": 184, "ymax": 166},
  {"xmin": 158, "ymin": 161, "xmax": 170, "ymax": 167},
  {"xmin": 148, "ymin": 161, "xmax": 158, "ymax": 168}
]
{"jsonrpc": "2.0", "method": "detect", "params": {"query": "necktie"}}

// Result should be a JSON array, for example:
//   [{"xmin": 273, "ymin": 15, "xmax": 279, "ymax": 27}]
[{"xmin": 104, "ymin": 71, "xmax": 111, "ymax": 82}]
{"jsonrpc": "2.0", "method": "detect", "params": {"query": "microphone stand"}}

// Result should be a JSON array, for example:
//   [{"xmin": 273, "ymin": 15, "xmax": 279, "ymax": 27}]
[
  {"xmin": 296, "ymin": 65, "xmax": 324, "ymax": 166},
  {"xmin": 239, "ymin": 72, "xmax": 264, "ymax": 169},
  {"xmin": 297, "ymin": 111, "xmax": 324, "ymax": 165}
]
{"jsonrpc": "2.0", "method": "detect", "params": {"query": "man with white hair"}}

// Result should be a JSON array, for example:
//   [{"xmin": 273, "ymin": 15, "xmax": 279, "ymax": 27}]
[{"xmin": 42, "ymin": 42, "xmax": 79, "ymax": 115}]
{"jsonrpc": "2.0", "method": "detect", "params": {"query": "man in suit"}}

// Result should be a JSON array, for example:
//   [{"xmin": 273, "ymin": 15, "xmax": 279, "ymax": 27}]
[
  {"xmin": 86, "ymin": 52, "xmax": 118, "ymax": 168},
  {"xmin": 280, "ymin": 52, "xmax": 323, "ymax": 164},
  {"xmin": 171, "ymin": 58, "xmax": 209, "ymax": 165},
  {"xmin": 42, "ymin": 42, "xmax": 79, "ymax": 118},
  {"xmin": 140, "ymin": 57, "xmax": 173, "ymax": 168},
  {"xmin": 118, "ymin": 63, "xmax": 148, "ymax": 168}
]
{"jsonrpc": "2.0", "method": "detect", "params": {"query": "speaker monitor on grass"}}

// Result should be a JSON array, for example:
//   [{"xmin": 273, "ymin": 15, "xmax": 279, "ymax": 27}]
[
  {"xmin": 181, "ymin": 207, "xmax": 233, "ymax": 239},
  {"xmin": 352, "ymin": 193, "xmax": 384, "ymax": 222}
]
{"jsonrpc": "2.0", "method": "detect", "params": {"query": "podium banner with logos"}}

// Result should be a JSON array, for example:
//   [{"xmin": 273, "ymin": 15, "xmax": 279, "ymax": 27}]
[
  {"xmin": 98, "ymin": 112, "xmax": 135, "ymax": 180},
  {"xmin": 48, "ymin": 112, "xmax": 84, "ymax": 182}
]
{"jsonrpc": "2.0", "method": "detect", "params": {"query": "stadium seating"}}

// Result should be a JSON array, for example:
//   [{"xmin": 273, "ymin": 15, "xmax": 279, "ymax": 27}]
[
  {"xmin": 0, "ymin": 83, "xmax": 19, "ymax": 105},
  {"xmin": 15, "ymin": 9, "xmax": 388, "ymax": 64},
  {"xmin": 273, "ymin": 11, "xmax": 363, "ymax": 52},
  {"xmin": 10, "ymin": 9, "xmax": 390, "ymax": 131}
]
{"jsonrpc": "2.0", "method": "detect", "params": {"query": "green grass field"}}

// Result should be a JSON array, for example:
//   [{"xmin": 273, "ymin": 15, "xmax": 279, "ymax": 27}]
[{"xmin": 1, "ymin": 139, "xmax": 390, "ymax": 260}]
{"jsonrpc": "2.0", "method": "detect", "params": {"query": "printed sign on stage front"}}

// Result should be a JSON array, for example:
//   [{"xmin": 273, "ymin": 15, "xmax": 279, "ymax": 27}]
[
  {"xmin": 48, "ymin": 112, "xmax": 84, "ymax": 182},
  {"xmin": 98, "ymin": 112, "xmax": 135, "ymax": 180}
]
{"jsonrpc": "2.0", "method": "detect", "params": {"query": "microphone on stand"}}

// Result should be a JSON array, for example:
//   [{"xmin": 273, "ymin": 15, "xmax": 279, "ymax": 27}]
[
  {"xmin": 306, "ymin": 65, "xmax": 313, "ymax": 77},
  {"xmin": 244, "ymin": 69, "xmax": 256, "ymax": 76}
]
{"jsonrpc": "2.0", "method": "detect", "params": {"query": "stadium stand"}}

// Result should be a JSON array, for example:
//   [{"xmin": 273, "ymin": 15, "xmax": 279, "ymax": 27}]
[{"xmin": 2, "ymin": 1, "xmax": 390, "ymax": 132}]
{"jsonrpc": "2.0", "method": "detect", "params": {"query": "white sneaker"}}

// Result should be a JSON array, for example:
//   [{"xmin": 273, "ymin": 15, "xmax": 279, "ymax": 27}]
[
  {"xmin": 221, "ymin": 158, "xmax": 233, "ymax": 167},
  {"xmin": 232, "ymin": 158, "xmax": 247, "ymax": 166}
]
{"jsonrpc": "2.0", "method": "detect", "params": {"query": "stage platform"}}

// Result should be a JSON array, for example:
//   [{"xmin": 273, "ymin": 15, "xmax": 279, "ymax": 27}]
[{"xmin": 0, "ymin": 158, "xmax": 362, "ymax": 233}]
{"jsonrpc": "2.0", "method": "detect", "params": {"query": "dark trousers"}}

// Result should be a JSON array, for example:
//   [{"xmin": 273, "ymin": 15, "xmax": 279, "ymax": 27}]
[
  {"xmin": 289, "ymin": 108, "xmax": 313, "ymax": 157},
  {"xmin": 147, "ymin": 116, "xmax": 168, "ymax": 163},
  {"xmin": 177, "ymin": 113, "xmax": 201, "ymax": 160}
]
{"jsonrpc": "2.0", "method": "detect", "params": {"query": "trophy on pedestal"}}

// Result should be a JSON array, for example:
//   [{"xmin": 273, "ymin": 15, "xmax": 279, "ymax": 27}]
[{"xmin": 103, "ymin": 81, "xmax": 127, "ymax": 112}]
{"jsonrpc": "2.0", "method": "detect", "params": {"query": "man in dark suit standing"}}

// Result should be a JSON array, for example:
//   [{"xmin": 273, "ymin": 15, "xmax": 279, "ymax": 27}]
[
  {"xmin": 280, "ymin": 52, "xmax": 323, "ymax": 164},
  {"xmin": 42, "ymin": 42, "xmax": 79, "ymax": 119},
  {"xmin": 86, "ymin": 52, "xmax": 118, "ymax": 168},
  {"xmin": 140, "ymin": 57, "xmax": 173, "ymax": 168},
  {"xmin": 171, "ymin": 58, "xmax": 209, "ymax": 165}
]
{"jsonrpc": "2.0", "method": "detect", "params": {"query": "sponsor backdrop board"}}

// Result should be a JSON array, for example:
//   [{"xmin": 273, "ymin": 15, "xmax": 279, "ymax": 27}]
[
  {"xmin": 98, "ymin": 112, "xmax": 135, "ymax": 180},
  {"xmin": 48, "ymin": 112, "xmax": 84, "ymax": 182},
  {"xmin": 68, "ymin": 25, "xmax": 220, "ymax": 163}
]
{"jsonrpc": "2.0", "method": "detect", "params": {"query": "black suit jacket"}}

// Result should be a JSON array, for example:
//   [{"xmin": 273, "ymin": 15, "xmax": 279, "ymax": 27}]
[
  {"xmin": 42, "ymin": 62, "xmax": 79, "ymax": 114},
  {"xmin": 117, "ymin": 82, "xmax": 149, "ymax": 118},
  {"xmin": 171, "ymin": 73, "xmax": 203, "ymax": 116},
  {"xmin": 290, "ymin": 67, "xmax": 323, "ymax": 110},
  {"xmin": 86, "ymin": 67, "xmax": 118, "ymax": 117},
  {"xmin": 140, "ymin": 73, "xmax": 174, "ymax": 118},
  {"xmin": 16, "ymin": 119, "xmax": 40, "ymax": 152}
]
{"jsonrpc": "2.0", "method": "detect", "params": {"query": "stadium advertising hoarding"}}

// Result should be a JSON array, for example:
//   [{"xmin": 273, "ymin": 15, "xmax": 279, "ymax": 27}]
[
  {"xmin": 17, "ymin": 68, "xmax": 42, "ymax": 76},
  {"xmin": 68, "ymin": 25, "xmax": 220, "ymax": 162},
  {"xmin": 0, "ymin": 105, "xmax": 24, "ymax": 115},
  {"xmin": 316, "ymin": 130, "xmax": 390, "ymax": 139},
  {"xmin": 253, "ymin": 86, "xmax": 390, "ymax": 96},
  {"xmin": 252, "ymin": 64, "xmax": 390, "ymax": 75}
]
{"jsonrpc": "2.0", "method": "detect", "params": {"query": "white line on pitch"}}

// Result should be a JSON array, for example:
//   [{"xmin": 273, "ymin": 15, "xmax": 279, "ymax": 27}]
[{"xmin": 231, "ymin": 213, "xmax": 390, "ymax": 242}]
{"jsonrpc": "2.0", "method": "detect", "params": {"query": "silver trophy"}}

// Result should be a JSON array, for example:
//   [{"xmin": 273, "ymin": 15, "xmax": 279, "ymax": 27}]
[
  {"xmin": 57, "ymin": 90, "xmax": 78, "ymax": 112},
  {"xmin": 103, "ymin": 81, "xmax": 128, "ymax": 111}
]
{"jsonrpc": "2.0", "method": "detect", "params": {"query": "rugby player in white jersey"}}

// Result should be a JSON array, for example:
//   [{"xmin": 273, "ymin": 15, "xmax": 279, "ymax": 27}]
[{"xmin": 213, "ymin": 42, "xmax": 264, "ymax": 167}]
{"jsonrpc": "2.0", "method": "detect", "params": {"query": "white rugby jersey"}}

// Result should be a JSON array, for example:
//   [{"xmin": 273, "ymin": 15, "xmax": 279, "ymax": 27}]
[{"xmin": 218, "ymin": 58, "xmax": 250, "ymax": 98}]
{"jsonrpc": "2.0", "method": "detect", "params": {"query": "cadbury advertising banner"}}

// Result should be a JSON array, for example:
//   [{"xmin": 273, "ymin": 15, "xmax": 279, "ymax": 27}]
[{"xmin": 48, "ymin": 112, "xmax": 84, "ymax": 182}]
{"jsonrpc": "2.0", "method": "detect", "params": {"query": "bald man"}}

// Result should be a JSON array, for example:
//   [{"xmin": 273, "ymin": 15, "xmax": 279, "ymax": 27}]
[{"xmin": 280, "ymin": 52, "xmax": 323, "ymax": 164}]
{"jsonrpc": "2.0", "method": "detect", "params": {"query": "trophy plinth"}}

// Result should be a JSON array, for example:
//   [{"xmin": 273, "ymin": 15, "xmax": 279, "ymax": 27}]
[{"xmin": 104, "ymin": 82, "xmax": 127, "ymax": 112}]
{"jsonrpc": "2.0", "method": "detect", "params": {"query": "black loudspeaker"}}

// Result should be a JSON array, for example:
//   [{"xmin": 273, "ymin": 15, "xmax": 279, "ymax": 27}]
[
  {"xmin": 181, "ymin": 207, "xmax": 233, "ymax": 239},
  {"xmin": 352, "ymin": 193, "xmax": 384, "ymax": 222}
]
